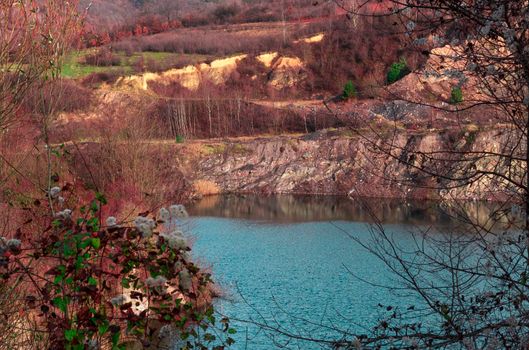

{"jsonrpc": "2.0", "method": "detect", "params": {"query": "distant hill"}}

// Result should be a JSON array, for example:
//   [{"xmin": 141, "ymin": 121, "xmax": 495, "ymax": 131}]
[
  {"xmin": 80, "ymin": 0, "xmax": 139, "ymax": 29},
  {"xmin": 80, "ymin": 0, "xmax": 334, "ymax": 32}
]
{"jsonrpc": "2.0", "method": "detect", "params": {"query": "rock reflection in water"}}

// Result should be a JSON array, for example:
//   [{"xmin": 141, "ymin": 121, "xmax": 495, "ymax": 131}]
[
  {"xmin": 189, "ymin": 194, "xmax": 519, "ymax": 229},
  {"xmin": 188, "ymin": 194, "xmax": 507, "ymax": 226}
]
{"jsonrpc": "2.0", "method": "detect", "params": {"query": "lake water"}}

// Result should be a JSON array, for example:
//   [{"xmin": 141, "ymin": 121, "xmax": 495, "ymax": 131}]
[{"xmin": 185, "ymin": 195, "xmax": 486, "ymax": 349}]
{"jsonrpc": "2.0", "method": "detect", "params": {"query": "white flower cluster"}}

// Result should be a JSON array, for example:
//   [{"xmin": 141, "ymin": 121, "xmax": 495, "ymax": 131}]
[
  {"xmin": 0, "ymin": 237, "xmax": 21, "ymax": 253},
  {"xmin": 55, "ymin": 209, "xmax": 72, "ymax": 220},
  {"xmin": 110, "ymin": 294, "xmax": 128, "ymax": 306},
  {"xmin": 49, "ymin": 186, "xmax": 61, "ymax": 199},
  {"xmin": 158, "ymin": 207, "xmax": 170, "ymax": 222},
  {"xmin": 145, "ymin": 275, "xmax": 168, "ymax": 288},
  {"xmin": 49, "ymin": 186, "xmax": 65, "ymax": 205},
  {"xmin": 178, "ymin": 268, "xmax": 192, "ymax": 291},
  {"xmin": 169, "ymin": 205, "xmax": 188, "ymax": 219},
  {"xmin": 159, "ymin": 230, "xmax": 187, "ymax": 251},
  {"xmin": 134, "ymin": 216, "xmax": 156, "ymax": 238},
  {"xmin": 106, "ymin": 216, "xmax": 118, "ymax": 228}
]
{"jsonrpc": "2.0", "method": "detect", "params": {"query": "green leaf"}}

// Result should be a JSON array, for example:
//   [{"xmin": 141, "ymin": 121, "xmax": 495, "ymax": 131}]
[
  {"xmin": 91, "ymin": 238, "xmax": 101, "ymax": 250},
  {"xmin": 98, "ymin": 321, "xmax": 109, "ymax": 335},
  {"xmin": 87, "ymin": 218, "xmax": 100, "ymax": 232},
  {"xmin": 88, "ymin": 277, "xmax": 98, "ymax": 286},
  {"xmin": 111, "ymin": 331, "xmax": 120, "ymax": 346},
  {"xmin": 228, "ymin": 328, "xmax": 237, "ymax": 334},
  {"xmin": 53, "ymin": 297, "xmax": 69, "ymax": 313},
  {"xmin": 90, "ymin": 200, "xmax": 99, "ymax": 214},
  {"xmin": 80, "ymin": 238, "xmax": 92, "ymax": 249},
  {"xmin": 64, "ymin": 329, "xmax": 77, "ymax": 342},
  {"xmin": 62, "ymin": 242, "xmax": 75, "ymax": 257},
  {"xmin": 95, "ymin": 192, "xmax": 108, "ymax": 205}
]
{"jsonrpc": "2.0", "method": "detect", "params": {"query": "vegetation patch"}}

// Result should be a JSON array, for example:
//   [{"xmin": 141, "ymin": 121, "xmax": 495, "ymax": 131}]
[
  {"xmin": 450, "ymin": 86, "xmax": 464, "ymax": 104},
  {"xmin": 387, "ymin": 58, "xmax": 410, "ymax": 84},
  {"xmin": 61, "ymin": 49, "xmax": 209, "ymax": 78},
  {"xmin": 342, "ymin": 80, "xmax": 357, "ymax": 100},
  {"xmin": 203, "ymin": 144, "xmax": 227, "ymax": 155}
]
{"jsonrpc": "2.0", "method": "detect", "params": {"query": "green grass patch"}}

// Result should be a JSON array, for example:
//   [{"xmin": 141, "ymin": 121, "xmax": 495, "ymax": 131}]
[
  {"xmin": 203, "ymin": 144, "xmax": 227, "ymax": 155},
  {"xmin": 61, "ymin": 49, "xmax": 209, "ymax": 79}
]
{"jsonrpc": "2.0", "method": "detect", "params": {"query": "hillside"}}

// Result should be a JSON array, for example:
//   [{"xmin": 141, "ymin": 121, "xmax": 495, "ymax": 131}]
[
  {"xmin": 81, "ymin": 0, "xmax": 337, "ymax": 32},
  {"xmin": 14, "ymin": 6, "xmax": 505, "ymax": 207}
]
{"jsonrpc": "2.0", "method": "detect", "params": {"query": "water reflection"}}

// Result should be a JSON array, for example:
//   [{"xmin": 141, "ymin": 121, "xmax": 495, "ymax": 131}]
[
  {"xmin": 188, "ymin": 195, "xmax": 521, "ymax": 349},
  {"xmin": 189, "ymin": 194, "xmax": 507, "ymax": 226},
  {"xmin": 190, "ymin": 195, "xmax": 442, "ymax": 223}
]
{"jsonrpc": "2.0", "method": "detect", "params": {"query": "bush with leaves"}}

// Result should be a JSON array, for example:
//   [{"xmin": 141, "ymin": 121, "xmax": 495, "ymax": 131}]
[
  {"xmin": 450, "ymin": 86, "xmax": 464, "ymax": 104},
  {"xmin": 0, "ymin": 186, "xmax": 235, "ymax": 349},
  {"xmin": 342, "ymin": 80, "xmax": 357, "ymax": 100},
  {"xmin": 387, "ymin": 58, "xmax": 411, "ymax": 84}
]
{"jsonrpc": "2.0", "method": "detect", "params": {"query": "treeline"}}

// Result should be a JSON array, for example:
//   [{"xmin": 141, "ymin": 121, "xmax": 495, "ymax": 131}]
[
  {"xmin": 149, "ymin": 98, "xmax": 341, "ymax": 139},
  {"xmin": 80, "ymin": 0, "xmax": 336, "ymax": 48}
]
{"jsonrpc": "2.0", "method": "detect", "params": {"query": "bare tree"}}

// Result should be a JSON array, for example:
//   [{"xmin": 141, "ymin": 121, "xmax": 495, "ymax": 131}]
[
  {"xmin": 242, "ymin": 1, "xmax": 529, "ymax": 348},
  {"xmin": 336, "ymin": 1, "xmax": 528, "ymax": 348},
  {"xmin": 144, "ymin": 0, "xmax": 181, "ymax": 22},
  {"xmin": 0, "ymin": 0, "xmax": 82, "ymax": 131}
]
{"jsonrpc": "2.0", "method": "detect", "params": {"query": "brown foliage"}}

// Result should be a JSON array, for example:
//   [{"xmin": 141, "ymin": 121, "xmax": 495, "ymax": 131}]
[
  {"xmin": 23, "ymin": 79, "xmax": 93, "ymax": 115},
  {"xmin": 81, "ymin": 47, "xmax": 121, "ymax": 66},
  {"xmin": 147, "ymin": 98, "xmax": 342, "ymax": 139},
  {"xmin": 112, "ymin": 22, "xmax": 325, "ymax": 56},
  {"xmin": 303, "ymin": 17, "xmax": 428, "ymax": 96}
]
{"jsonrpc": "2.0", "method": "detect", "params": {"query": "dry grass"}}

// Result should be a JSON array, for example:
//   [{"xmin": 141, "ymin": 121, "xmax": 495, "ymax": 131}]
[{"xmin": 193, "ymin": 179, "xmax": 221, "ymax": 196}]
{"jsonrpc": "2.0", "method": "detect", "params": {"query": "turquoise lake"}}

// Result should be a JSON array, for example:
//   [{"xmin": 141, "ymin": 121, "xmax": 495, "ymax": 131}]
[{"xmin": 185, "ymin": 195, "xmax": 479, "ymax": 349}]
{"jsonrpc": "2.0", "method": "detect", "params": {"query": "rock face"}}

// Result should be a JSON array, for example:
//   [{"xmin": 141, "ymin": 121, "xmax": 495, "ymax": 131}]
[
  {"xmin": 181, "ymin": 128, "xmax": 522, "ymax": 201},
  {"xmin": 116, "ymin": 55, "xmax": 248, "ymax": 91}
]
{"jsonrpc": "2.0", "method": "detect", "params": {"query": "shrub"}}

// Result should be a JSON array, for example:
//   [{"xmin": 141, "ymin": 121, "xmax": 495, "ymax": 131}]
[
  {"xmin": 81, "ymin": 71, "xmax": 124, "ymax": 87},
  {"xmin": 212, "ymin": 4, "xmax": 240, "ymax": 23},
  {"xmin": 24, "ymin": 79, "xmax": 92, "ymax": 114},
  {"xmin": 82, "ymin": 48, "xmax": 121, "ymax": 67},
  {"xmin": 176, "ymin": 135, "xmax": 185, "ymax": 143},
  {"xmin": 387, "ymin": 58, "xmax": 411, "ymax": 84},
  {"xmin": 0, "ymin": 188, "xmax": 236, "ymax": 349},
  {"xmin": 342, "ymin": 80, "xmax": 357, "ymax": 100},
  {"xmin": 450, "ymin": 86, "xmax": 463, "ymax": 104},
  {"xmin": 305, "ymin": 17, "xmax": 427, "ymax": 95}
]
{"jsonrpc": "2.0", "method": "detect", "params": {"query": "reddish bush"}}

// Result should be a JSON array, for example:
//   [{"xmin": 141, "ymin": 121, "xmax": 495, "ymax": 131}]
[
  {"xmin": 82, "ymin": 48, "xmax": 121, "ymax": 66},
  {"xmin": 212, "ymin": 4, "xmax": 240, "ymax": 24},
  {"xmin": 23, "ymin": 79, "xmax": 92, "ymax": 115},
  {"xmin": 81, "ymin": 71, "xmax": 124, "ymax": 87},
  {"xmin": 110, "ymin": 21, "xmax": 324, "ymax": 57},
  {"xmin": 303, "ymin": 16, "xmax": 428, "ymax": 96}
]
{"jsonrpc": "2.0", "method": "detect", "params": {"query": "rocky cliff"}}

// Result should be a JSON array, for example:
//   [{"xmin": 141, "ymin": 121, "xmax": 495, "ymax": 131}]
[{"xmin": 174, "ymin": 126, "xmax": 522, "ymax": 202}]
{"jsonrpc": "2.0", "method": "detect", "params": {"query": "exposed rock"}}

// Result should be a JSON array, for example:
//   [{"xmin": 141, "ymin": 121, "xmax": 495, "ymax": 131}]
[
  {"xmin": 116, "ymin": 54, "xmax": 247, "ymax": 91},
  {"xmin": 176, "ymin": 128, "xmax": 521, "ymax": 202},
  {"xmin": 268, "ymin": 56, "xmax": 305, "ymax": 89},
  {"xmin": 257, "ymin": 52, "xmax": 279, "ymax": 68}
]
